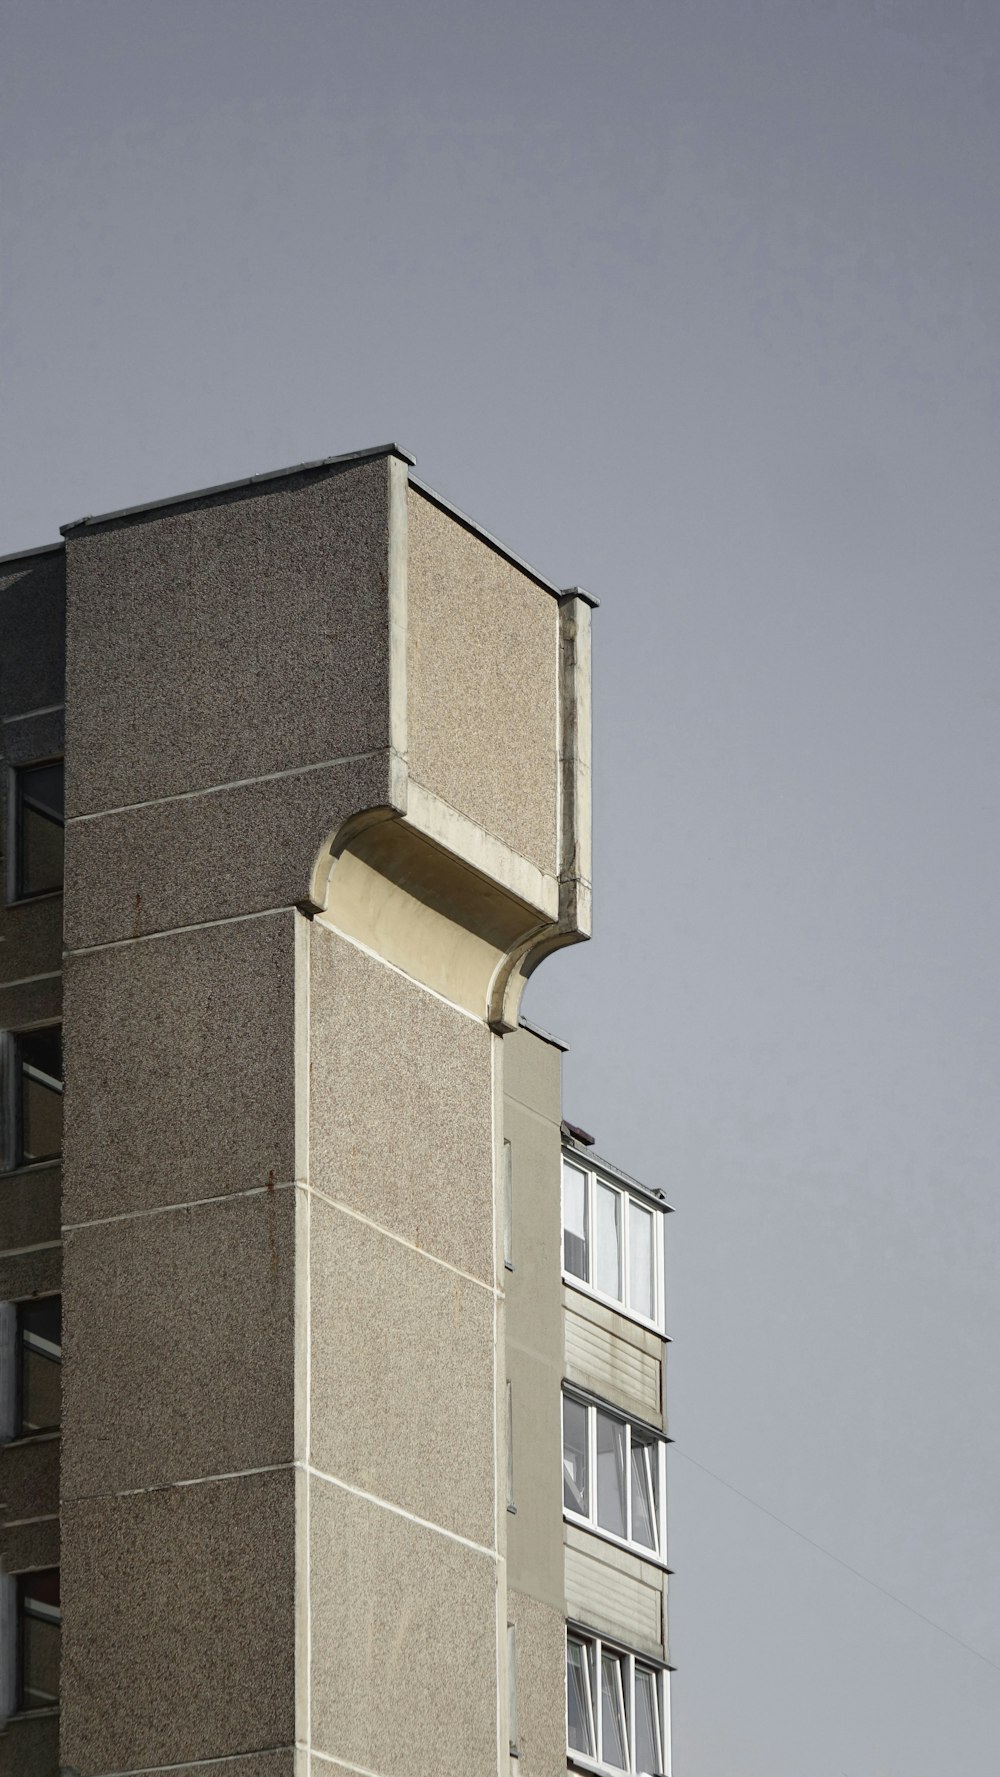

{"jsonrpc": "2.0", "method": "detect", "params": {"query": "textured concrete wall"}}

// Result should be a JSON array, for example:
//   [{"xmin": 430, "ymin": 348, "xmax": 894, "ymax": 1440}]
[
  {"xmin": 507, "ymin": 1590, "xmax": 568, "ymax": 1777},
  {"xmin": 502, "ymin": 1028, "xmax": 567, "ymax": 1771},
  {"xmin": 310, "ymin": 1480, "xmax": 498, "ymax": 1777},
  {"xmin": 58, "ymin": 457, "xmax": 399, "ymax": 1777},
  {"xmin": 50, "ymin": 450, "xmax": 589, "ymax": 1777},
  {"xmin": 62, "ymin": 913, "xmax": 297, "ymax": 1223},
  {"xmin": 61, "ymin": 1470, "xmax": 296, "ymax": 1773},
  {"xmin": 503, "ymin": 1027, "xmax": 564, "ymax": 1609},
  {"xmin": 64, "ymin": 461, "xmax": 393, "ymax": 815},
  {"xmin": 307, "ymin": 917, "xmax": 500, "ymax": 1773},
  {"xmin": 407, "ymin": 489, "xmax": 560, "ymax": 876},
  {"xmin": 309, "ymin": 923, "xmax": 494, "ymax": 1281}
]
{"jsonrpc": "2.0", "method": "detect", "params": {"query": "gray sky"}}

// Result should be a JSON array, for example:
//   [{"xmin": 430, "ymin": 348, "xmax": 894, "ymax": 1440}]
[{"xmin": 4, "ymin": 2, "xmax": 1000, "ymax": 1770}]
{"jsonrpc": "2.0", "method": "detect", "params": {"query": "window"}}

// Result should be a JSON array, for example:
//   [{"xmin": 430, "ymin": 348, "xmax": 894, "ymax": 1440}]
[
  {"xmin": 0, "ymin": 1024, "xmax": 63, "ymax": 1172},
  {"xmin": 566, "ymin": 1631, "xmax": 667, "ymax": 1775},
  {"xmin": 18, "ymin": 1569, "xmax": 61, "ymax": 1711},
  {"xmin": 9, "ymin": 761, "xmax": 64, "ymax": 900},
  {"xmin": 562, "ymin": 1155, "xmax": 666, "ymax": 1327},
  {"xmin": 562, "ymin": 1391, "xmax": 667, "ymax": 1561},
  {"xmin": 0, "ymin": 1297, "xmax": 62, "ymax": 1441}
]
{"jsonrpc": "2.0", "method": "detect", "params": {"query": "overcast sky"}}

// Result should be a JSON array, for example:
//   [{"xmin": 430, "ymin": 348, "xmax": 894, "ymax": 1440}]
[{"xmin": 4, "ymin": 3, "xmax": 1000, "ymax": 1771}]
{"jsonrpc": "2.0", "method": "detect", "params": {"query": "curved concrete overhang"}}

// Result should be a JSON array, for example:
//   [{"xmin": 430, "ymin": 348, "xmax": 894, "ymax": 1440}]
[
  {"xmin": 305, "ymin": 451, "xmax": 593, "ymax": 1031},
  {"xmin": 308, "ymin": 770, "xmax": 587, "ymax": 1032}
]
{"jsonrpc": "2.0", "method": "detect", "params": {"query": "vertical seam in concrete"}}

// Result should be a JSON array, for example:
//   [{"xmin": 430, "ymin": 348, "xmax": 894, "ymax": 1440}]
[
  {"xmin": 492, "ymin": 1028, "xmax": 503, "ymax": 1774},
  {"xmin": 387, "ymin": 454, "xmax": 409, "ymax": 770},
  {"xmin": 293, "ymin": 912, "xmax": 312, "ymax": 1774}
]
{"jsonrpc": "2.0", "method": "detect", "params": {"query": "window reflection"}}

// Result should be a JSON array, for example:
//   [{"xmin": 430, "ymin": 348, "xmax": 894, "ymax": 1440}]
[{"xmin": 18, "ymin": 1568, "xmax": 60, "ymax": 1710}]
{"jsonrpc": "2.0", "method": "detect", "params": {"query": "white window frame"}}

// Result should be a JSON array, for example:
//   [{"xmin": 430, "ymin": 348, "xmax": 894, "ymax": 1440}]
[
  {"xmin": 561, "ymin": 1153, "xmax": 667, "ymax": 1332},
  {"xmin": 565, "ymin": 1627, "xmax": 670, "ymax": 1777},
  {"xmin": 562, "ymin": 1389, "xmax": 669, "ymax": 1567}
]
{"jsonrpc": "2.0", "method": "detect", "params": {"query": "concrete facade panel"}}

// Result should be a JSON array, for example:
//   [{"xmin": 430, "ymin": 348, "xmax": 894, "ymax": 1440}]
[
  {"xmin": 61, "ymin": 1469, "xmax": 296, "ymax": 1775},
  {"xmin": 1, "ymin": 1708, "xmax": 59, "ymax": 1777},
  {"xmin": 62, "ymin": 911, "xmax": 296, "ymax": 1223},
  {"xmin": 2, "ymin": 1514, "xmax": 59, "ymax": 1572},
  {"xmin": 63, "ymin": 753, "xmax": 395, "ymax": 950},
  {"xmin": 0, "ymin": 897, "xmax": 63, "ymax": 991},
  {"xmin": 2, "ymin": 708, "xmax": 64, "ymax": 769},
  {"xmin": 64, "ymin": 460, "xmax": 392, "ymax": 817},
  {"xmin": 0, "ymin": 551, "xmax": 65, "ymax": 719},
  {"xmin": 504, "ymin": 1032, "xmax": 564, "ymax": 1611},
  {"xmin": 165, "ymin": 1755, "xmax": 293, "ymax": 1777},
  {"xmin": 0, "ymin": 1434, "xmax": 59, "ymax": 1524},
  {"xmin": 310, "ymin": 1197, "xmax": 494, "ymax": 1545},
  {"xmin": 0, "ymin": 1242, "xmax": 60, "ymax": 1303},
  {"xmin": 503, "ymin": 1024, "xmax": 563, "ymax": 1119},
  {"xmin": 507, "ymin": 1589, "xmax": 568, "ymax": 1777},
  {"xmin": 406, "ymin": 490, "xmax": 559, "ymax": 876},
  {"xmin": 62, "ymin": 1188, "xmax": 296, "ymax": 1499},
  {"xmin": 309, "ymin": 924, "xmax": 494, "ymax": 1282},
  {"xmin": 0, "ymin": 1167, "xmax": 62, "ymax": 1255},
  {"xmin": 309, "ymin": 1478, "xmax": 498, "ymax": 1777},
  {"xmin": 0, "ymin": 975, "xmax": 61, "ymax": 1032}
]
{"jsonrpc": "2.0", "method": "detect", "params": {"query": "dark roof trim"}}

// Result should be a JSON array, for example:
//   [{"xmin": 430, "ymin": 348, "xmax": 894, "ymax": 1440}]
[
  {"xmin": 0, "ymin": 539, "xmax": 65, "ymax": 568},
  {"xmin": 409, "ymin": 474, "xmax": 599, "ymax": 609},
  {"xmin": 517, "ymin": 1014, "xmax": 569, "ymax": 1053},
  {"xmin": 561, "ymin": 1117, "xmax": 595, "ymax": 1147},
  {"xmin": 59, "ymin": 442, "xmax": 416, "ymax": 536}
]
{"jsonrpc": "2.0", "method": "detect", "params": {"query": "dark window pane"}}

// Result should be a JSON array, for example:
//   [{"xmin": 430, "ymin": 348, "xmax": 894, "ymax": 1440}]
[
  {"xmin": 595, "ymin": 1181, "xmax": 622, "ymax": 1300},
  {"xmin": 17, "ymin": 763, "xmax": 64, "ymax": 897},
  {"xmin": 19, "ymin": 1569, "xmax": 60, "ymax": 1710},
  {"xmin": 630, "ymin": 1431, "xmax": 658, "ymax": 1551},
  {"xmin": 20, "ymin": 1296, "xmax": 61, "ymax": 1434},
  {"xmin": 562, "ymin": 1161, "xmax": 588, "ymax": 1279},
  {"xmin": 601, "ymin": 1649, "xmax": 628, "ymax": 1769},
  {"xmin": 20, "ymin": 1028, "xmax": 62, "ymax": 1164},
  {"xmin": 566, "ymin": 1638, "xmax": 594, "ymax": 1755},
  {"xmin": 634, "ymin": 1666, "xmax": 660, "ymax": 1775},
  {"xmin": 562, "ymin": 1396, "xmax": 589, "ymax": 1515},
  {"xmin": 596, "ymin": 1411, "xmax": 627, "ymax": 1539}
]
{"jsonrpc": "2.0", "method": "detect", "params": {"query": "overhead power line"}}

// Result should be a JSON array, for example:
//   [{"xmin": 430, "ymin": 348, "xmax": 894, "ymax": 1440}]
[{"xmin": 672, "ymin": 1447, "xmax": 1000, "ymax": 1676}]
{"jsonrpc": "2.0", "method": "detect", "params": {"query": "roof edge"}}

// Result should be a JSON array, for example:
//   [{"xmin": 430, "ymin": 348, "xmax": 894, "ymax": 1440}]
[
  {"xmin": 0, "ymin": 539, "xmax": 66, "ymax": 568},
  {"xmin": 59, "ymin": 442, "xmax": 416, "ymax": 537},
  {"xmin": 409, "ymin": 475, "xmax": 598, "ymax": 608}
]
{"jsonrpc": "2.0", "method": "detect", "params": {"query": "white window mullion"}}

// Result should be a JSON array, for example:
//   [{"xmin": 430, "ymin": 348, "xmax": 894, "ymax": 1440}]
[
  {"xmin": 659, "ymin": 1441, "xmax": 668, "ymax": 1563},
  {"xmin": 594, "ymin": 1634, "xmax": 603, "ymax": 1763},
  {"xmin": 629, "ymin": 1652, "xmax": 637, "ymax": 1773},
  {"xmin": 586, "ymin": 1400, "xmax": 593, "ymax": 1528},
  {"xmin": 621, "ymin": 1184, "xmax": 630, "ymax": 1313},
  {"xmin": 587, "ymin": 1167, "xmax": 596, "ymax": 1290},
  {"xmin": 624, "ymin": 1421, "xmax": 633, "ymax": 1542}
]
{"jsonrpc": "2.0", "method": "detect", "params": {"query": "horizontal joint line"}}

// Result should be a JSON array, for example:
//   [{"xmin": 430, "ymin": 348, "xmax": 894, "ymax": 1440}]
[
  {"xmin": 305, "ymin": 1184, "xmax": 499, "ymax": 1295},
  {"xmin": 305, "ymin": 1464, "xmax": 499, "ymax": 1559},
  {"xmin": 67, "ymin": 749, "xmax": 390, "ymax": 823},
  {"xmin": 63, "ymin": 1181, "xmax": 302, "ymax": 1233},
  {"xmin": 66, "ymin": 903, "xmax": 297, "ymax": 956},
  {"xmin": 91, "ymin": 1748, "xmax": 294, "ymax": 1777}
]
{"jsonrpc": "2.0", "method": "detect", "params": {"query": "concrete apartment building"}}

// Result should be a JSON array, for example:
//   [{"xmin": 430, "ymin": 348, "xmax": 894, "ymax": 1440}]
[{"xmin": 0, "ymin": 443, "xmax": 671, "ymax": 1777}]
